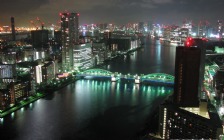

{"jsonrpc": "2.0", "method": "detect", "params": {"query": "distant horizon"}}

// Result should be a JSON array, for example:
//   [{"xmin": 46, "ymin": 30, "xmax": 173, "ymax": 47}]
[
  {"xmin": 0, "ymin": 0, "xmax": 223, "ymax": 27},
  {"xmin": 0, "ymin": 15, "xmax": 220, "ymax": 28}
]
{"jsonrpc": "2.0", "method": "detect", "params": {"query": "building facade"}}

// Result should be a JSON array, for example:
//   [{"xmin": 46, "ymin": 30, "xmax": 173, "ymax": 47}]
[
  {"xmin": 41, "ymin": 61, "xmax": 56, "ymax": 85},
  {"xmin": 60, "ymin": 12, "xmax": 79, "ymax": 72},
  {"xmin": 158, "ymin": 40, "xmax": 223, "ymax": 139},
  {"xmin": 73, "ymin": 43, "xmax": 93, "ymax": 70},
  {"xmin": 31, "ymin": 30, "xmax": 49, "ymax": 51},
  {"xmin": 159, "ymin": 103, "xmax": 223, "ymax": 139},
  {"xmin": 0, "ymin": 64, "xmax": 16, "ymax": 83},
  {"xmin": 9, "ymin": 82, "xmax": 29, "ymax": 104},
  {"xmin": 174, "ymin": 46, "xmax": 201, "ymax": 107},
  {"xmin": 92, "ymin": 42, "xmax": 108, "ymax": 65},
  {"xmin": 0, "ymin": 89, "xmax": 11, "ymax": 110}
]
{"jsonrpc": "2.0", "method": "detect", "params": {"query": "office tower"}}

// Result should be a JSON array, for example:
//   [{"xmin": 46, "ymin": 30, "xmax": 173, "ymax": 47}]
[
  {"xmin": 194, "ymin": 39, "xmax": 206, "ymax": 99},
  {"xmin": 11, "ymin": 17, "xmax": 16, "ymax": 41},
  {"xmin": 49, "ymin": 31, "xmax": 62, "ymax": 54},
  {"xmin": 185, "ymin": 38, "xmax": 206, "ymax": 99},
  {"xmin": 173, "ymin": 46, "xmax": 201, "ymax": 107},
  {"xmin": 54, "ymin": 31, "xmax": 62, "ymax": 46},
  {"xmin": 60, "ymin": 12, "xmax": 79, "ymax": 72},
  {"xmin": 31, "ymin": 30, "xmax": 49, "ymax": 51},
  {"xmin": 73, "ymin": 43, "xmax": 93, "ymax": 70},
  {"xmin": 42, "ymin": 61, "xmax": 55, "ymax": 84},
  {"xmin": 158, "ymin": 43, "xmax": 223, "ymax": 139}
]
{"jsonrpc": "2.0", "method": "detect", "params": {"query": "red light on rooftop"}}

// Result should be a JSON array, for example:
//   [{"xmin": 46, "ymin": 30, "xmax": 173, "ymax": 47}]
[
  {"xmin": 185, "ymin": 37, "xmax": 196, "ymax": 47},
  {"xmin": 77, "ymin": 13, "xmax": 80, "ymax": 16},
  {"xmin": 185, "ymin": 41, "xmax": 190, "ymax": 47}
]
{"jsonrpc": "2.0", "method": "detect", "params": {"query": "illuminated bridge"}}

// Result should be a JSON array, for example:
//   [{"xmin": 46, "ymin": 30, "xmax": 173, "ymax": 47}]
[{"xmin": 76, "ymin": 68, "xmax": 174, "ymax": 86}]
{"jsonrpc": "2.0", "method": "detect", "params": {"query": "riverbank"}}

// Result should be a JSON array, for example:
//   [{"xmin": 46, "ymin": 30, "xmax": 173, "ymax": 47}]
[
  {"xmin": 0, "ymin": 81, "xmax": 78, "ymax": 118},
  {"xmin": 0, "ymin": 93, "xmax": 44, "ymax": 118},
  {"xmin": 135, "ymin": 95, "xmax": 172, "ymax": 140},
  {"xmin": 0, "ymin": 46, "xmax": 144, "ymax": 118},
  {"xmin": 38, "ymin": 77, "xmax": 79, "ymax": 93}
]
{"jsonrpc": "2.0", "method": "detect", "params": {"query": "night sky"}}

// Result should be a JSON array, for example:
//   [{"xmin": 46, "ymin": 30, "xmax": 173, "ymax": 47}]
[{"xmin": 0, "ymin": 0, "xmax": 224, "ymax": 27}]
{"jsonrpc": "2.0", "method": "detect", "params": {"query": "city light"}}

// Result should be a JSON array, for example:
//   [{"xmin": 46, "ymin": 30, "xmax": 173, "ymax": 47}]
[
  {"xmin": 219, "ymin": 107, "xmax": 224, "ymax": 115},
  {"xmin": 0, "ymin": 4, "xmax": 224, "ymax": 139}
]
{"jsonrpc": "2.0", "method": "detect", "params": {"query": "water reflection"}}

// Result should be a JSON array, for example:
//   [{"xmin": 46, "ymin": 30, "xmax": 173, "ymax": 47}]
[
  {"xmin": 0, "ymin": 118, "xmax": 3, "ymax": 124},
  {"xmin": 63, "ymin": 79, "xmax": 173, "ymax": 139},
  {"xmin": 103, "ymin": 37, "xmax": 176, "ymax": 75},
  {"xmin": 0, "ymin": 37, "xmax": 176, "ymax": 140}
]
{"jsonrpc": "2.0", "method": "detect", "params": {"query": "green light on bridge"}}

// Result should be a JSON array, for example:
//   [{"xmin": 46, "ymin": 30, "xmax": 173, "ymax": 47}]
[{"xmin": 78, "ymin": 69, "xmax": 174, "ymax": 83}]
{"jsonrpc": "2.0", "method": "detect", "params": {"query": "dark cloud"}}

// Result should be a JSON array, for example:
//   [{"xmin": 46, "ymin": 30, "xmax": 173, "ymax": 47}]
[
  {"xmin": 0, "ymin": 0, "xmax": 49, "ymax": 26},
  {"xmin": 0, "ymin": 0, "xmax": 224, "ymax": 26},
  {"xmin": 0, "ymin": 0, "xmax": 49, "ymax": 14}
]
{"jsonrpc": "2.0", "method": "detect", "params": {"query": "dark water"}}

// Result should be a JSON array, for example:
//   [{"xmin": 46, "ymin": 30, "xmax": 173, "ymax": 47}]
[
  {"xmin": 0, "ymin": 38, "xmax": 176, "ymax": 140},
  {"xmin": 103, "ymin": 38, "xmax": 176, "ymax": 75}
]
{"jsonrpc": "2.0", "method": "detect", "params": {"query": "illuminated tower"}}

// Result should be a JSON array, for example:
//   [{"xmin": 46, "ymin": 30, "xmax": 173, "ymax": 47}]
[
  {"xmin": 60, "ymin": 12, "xmax": 79, "ymax": 72},
  {"xmin": 173, "ymin": 46, "xmax": 201, "ymax": 107}
]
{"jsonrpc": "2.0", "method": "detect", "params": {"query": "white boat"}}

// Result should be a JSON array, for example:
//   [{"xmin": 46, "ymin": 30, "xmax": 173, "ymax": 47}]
[{"xmin": 170, "ymin": 37, "xmax": 183, "ymax": 45}]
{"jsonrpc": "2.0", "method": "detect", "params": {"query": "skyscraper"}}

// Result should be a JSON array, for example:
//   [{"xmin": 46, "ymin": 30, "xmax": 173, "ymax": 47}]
[
  {"xmin": 158, "ymin": 43, "xmax": 223, "ymax": 139},
  {"xmin": 60, "ymin": 12, "xmax": 79, "ymax": 72},
  {"xmin": 11, "ymin": 17, "xmax": 16, "ymax": 41},
  {"xmin": 31, "ymin": 30, "xmax": 49, "ymax": 51},
  {"xmin": 173, "ymin": 46, "xmax": 201, "ymax": 107}
]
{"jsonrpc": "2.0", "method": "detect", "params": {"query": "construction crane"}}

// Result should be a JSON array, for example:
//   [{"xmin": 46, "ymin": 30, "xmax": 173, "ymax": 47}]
[
  {"xmin": 36, "ymin": 17, "xmax": 44, "ymax": 30},
  {"xmin": 30, "ymin": 20, "xmax": 38, "ymax": 30}
]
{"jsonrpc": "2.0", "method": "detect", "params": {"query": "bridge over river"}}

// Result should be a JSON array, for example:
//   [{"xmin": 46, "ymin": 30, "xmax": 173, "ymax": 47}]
[{"xmin": 76, "ymin": 68, "xmax": 175, "ymax": 86}]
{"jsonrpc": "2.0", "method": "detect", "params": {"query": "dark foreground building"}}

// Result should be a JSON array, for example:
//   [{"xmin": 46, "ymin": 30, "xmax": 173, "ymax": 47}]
[
  {"xmin": 159, "ymin": 102, "xmax": 222, "ymax": 139},
  {"xmin": 173, "ymin": 46, "xmax": 201, "ymax": 107},
  {"xmin": 158, "ymin": 42, "xmax": 223, "ymax": 139}
]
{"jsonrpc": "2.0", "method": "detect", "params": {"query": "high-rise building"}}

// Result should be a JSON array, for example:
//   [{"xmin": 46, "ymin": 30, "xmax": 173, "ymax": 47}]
[
  {"xmin": 11, "ymin": 17, "xmax": 16, "ymax": 41},
  {"xmin": 60, "ymin": 12, "xmax": 79, "ymax": 72},
  {"xmin": 184, "ymin": 38, "xmax": 206, "ymax": 99},
  {"xmin": 42, "ymin": 61, "xmax": 56, "ymax": 85},
  {"xmin": 73, "ymin": 43, "xmax": 93, "ymax": 70},
  {"xmin": 173, "ymin": 46, "xmax": 201, "ymax": 107},
  {"xmin": 158, "ymin": 42, "xmax": 223, "ymax": 139},
  {"xmin": 31, "ymin": 30, "xmax": 49, "ymax": 51}
]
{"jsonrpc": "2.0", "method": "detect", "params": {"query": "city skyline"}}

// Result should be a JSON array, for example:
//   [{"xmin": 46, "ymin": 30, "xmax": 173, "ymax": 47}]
[{"xmin": 0, "ymin": 0, "xmax": 224, "ymax": 27}]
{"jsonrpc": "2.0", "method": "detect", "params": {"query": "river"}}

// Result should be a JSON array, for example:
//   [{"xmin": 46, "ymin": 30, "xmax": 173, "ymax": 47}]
[{"xmin": 0, "ymin": 37, "xmax": 176, "ymax": 140}]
